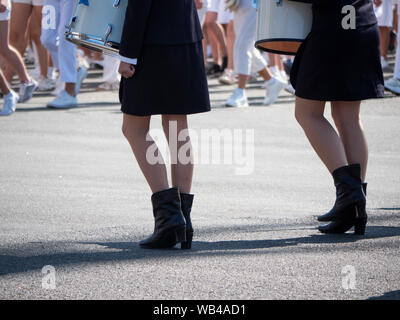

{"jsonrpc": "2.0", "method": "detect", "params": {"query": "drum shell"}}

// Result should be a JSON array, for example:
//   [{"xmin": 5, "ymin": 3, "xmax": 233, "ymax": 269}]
[
  {"xmin": 66, "ymin": 0, "xmax": 128, "ymax": 56},
  {"xmin": 255, "ymin": 0, "xmax": 312, "ymax": 55}
]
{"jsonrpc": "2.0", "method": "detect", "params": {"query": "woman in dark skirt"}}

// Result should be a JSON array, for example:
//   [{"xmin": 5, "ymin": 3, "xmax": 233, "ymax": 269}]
[
  {"xmin": 118, "ymin": 0, "xmax": 210, "ymax": 249},
  {"xmin": 290, "ymin": 0, "xmax": 384, "ymax": 234}
]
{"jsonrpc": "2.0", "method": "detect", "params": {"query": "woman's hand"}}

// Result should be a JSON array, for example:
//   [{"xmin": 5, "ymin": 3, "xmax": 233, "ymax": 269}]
[
  {"xmin": 0, "ymin": 0, "xmax": 8, "ymax": 13},
  {"xmin": 373, "ymin": 0, "xmax": 382, "ymax": 7},
  {"xmin": 118, "ymin": 62, "xmax": 135, "ymax": 78}
]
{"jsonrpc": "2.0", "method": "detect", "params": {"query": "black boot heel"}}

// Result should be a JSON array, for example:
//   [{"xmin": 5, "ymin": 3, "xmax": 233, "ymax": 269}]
[
  {"xmin": 354, "ymin": 220, "xmax": 367, "ymax": 235},
  {"xmin": 180, "ymin": 193, "xmax": 194, "ymax": 250},
  {"xmin": 174, "ymin": 226, "xmax": 187, "ymax": 243},
  {"xmin": 181, "ymin": 231, "xmax": 193, "ymax": 249},
  {"xmin": 354, "ymin": 201, "xmax": 367, "ymax": 235}
]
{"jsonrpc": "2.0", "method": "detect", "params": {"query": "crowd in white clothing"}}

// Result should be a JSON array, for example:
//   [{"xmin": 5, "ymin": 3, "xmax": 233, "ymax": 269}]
[{"xmin": 0, "ymin": 0, "xmax": 399, "ymax": 117}]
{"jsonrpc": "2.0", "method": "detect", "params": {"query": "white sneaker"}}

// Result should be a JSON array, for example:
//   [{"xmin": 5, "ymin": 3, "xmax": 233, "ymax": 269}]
[
  {"xmin": 280, "ymin": 70, "xmax": 288, "ymax": 82},
  {"xmin": 37, "ymin": 76, "xmax": 56, "ymax": 92},
  {"xmin": 385, "ymin": 77, "xmax": 400, "ymax": 95},
  {"xmin": 19, "ymin": 79, "xmax": 38, "ymax": 103},
  {"xmin": 264, "ymin": 77, "xmax": 286, "ymax": 105},
  {"xmin": 0, "ymin": 90, "xmax": 19, "ymax": 116},
  {"xmin": 285, "ymin": 83, "xmax": 295, "ymax": 95},
  {"xmin": 75, "ymin": 67, "xmax": 88, "ymax": 95},
  {"xmin": 381, "ymin": 57, "xmax": 393, "ymax": 73},
  {"xmin": 47, "ymin": 67, "xmax": 58, "ymax": 80},
  {"xmin": 218, "ymin": 69, "xmax": 236, "ymax": 85},
  {"xmin": 47, "ymin": 90, "xmax": 78, "ymax": 109},
  {"xmin": 225, "ymin": 88, "xmax": 249, "ymax": 108},
  {"xmin": 51, "ymin": 79, "xmax": 65, "ymax": 96}
]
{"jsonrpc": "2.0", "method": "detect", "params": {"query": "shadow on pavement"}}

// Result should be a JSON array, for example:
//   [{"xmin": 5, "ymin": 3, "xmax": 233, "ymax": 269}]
[
  {"xmin": 0, "ymin": 225, "xmax": 399, "ymax": 277},
  {"xmin": 367, "ymin": 290, "xmax": 400, "ymax": 300}
]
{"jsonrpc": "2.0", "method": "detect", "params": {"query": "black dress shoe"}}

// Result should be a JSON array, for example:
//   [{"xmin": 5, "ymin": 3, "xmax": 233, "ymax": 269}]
[
  {"xmin": 318, "ymin": 164, "xmax": 366, "ymax": 222},
  {"xmin": 318, "ymin": 182, "xmax": 368, "ymax": 235},
  {"xmin": 140, "ymin": 187, "xmax": 186, "ymax": 249},
  {"xmin": 180, "ymin": 193, "xmax": 194, "ymax": 249}
]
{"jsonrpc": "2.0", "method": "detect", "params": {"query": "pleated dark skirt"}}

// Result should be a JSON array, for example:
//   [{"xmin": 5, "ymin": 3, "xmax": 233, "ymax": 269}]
[
  {"xmin": 290, "ymin": 24, "xmax": 385, "ymax": 101},
  {"xmin": 119, "ymin": 41, "xmax": 211, "ymax": 116}
]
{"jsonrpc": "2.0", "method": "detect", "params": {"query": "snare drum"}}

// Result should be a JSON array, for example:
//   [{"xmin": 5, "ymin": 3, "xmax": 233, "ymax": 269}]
[
  {"xmin": 255, "ymin": 0, "xmax": 312, "ymax": 55},
  {"xmin": 65, "ymin": 0, "xmax": 128, "ymax": 56}
]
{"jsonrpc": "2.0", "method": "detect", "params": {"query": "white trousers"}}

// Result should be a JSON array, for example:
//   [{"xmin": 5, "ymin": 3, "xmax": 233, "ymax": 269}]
[
  {"xmin": 395, "ymin": 5, "xmax": 400, "ymax": 79},
  {"xmin": 103, "ymin": 55, "xmax": 120, "ymax": 83},
  {"xmin": 41, "ymin": 0, "xmax": 77, "ymax": 83},
  {"xmin": 233, "ymin": 5, "xmax": 266, "ymax": 76},
  {"xmin": 374, "ymin": 0, "xmax": 393, "ymax": 27}
]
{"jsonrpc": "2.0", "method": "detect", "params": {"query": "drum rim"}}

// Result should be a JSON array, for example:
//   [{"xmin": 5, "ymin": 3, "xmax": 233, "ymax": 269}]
[
  {"xmin": 66, "ymin": 32, "xmax": 120, "ymax": 56},
  {"xmin": 255, "ymin": 39, "xmax": 303, "ymax": 56}
]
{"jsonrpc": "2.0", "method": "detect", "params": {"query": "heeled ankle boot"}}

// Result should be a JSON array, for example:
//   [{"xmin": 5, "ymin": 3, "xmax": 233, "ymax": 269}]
[
  {"xmin": 318, "ymin": 164, "xmax": 366, "ymax": 222},
  {"xmin": 180, "ymin": 193, "xmax": 194, "ymax": 249},
  {"xmin": 139, "ymin": 187, "xmax": 186, "ymax": 249},
  {"xmin": 318, "ymin": 183, "xmax": 368, "ymax": 235}
]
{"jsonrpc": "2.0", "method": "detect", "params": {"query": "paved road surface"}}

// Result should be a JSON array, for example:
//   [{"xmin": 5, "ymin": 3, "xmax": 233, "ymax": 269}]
[{"xmin": 0, "ymin": 67, "xmax": 399, "ymax": 300}]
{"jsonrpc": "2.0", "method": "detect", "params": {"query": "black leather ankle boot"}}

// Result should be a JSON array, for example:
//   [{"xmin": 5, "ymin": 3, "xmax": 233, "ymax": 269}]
[
  {"xmin": 318, "ymin": 182, "xmax": 368, "ymax": 235},
  {"xmin": 180, "ymin": 193, "xmax": 194, "ymax": 249},
  {"xmin": 139, "ymin": 187, "xmax": 186, "ymax": 249},
  {"xmin": 318, "ymin": 164, "xmax": 366, "ymax": 222}
]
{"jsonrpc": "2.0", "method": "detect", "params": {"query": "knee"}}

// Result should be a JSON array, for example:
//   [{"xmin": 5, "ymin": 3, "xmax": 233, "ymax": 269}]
[{"xmin": 122, "ymin": 122, "xmax": 148, "ymax": 142}]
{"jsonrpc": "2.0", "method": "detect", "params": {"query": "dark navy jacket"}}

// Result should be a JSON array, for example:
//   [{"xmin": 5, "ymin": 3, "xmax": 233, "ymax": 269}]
[
  {"xmin": 289, "ymin": 0, "xmax": 377, "ymax": 29},
  {"xmin": 119, "ymin": 0, "xmax": 203, "ymax": 60}
]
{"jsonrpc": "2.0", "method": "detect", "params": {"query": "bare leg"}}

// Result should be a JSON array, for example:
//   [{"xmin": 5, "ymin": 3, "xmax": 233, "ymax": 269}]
[
  {"xmin": 205, "ymin": 12, "xmax": 228, "ymax": 59},
  {"xmin": 295, "ymin": 96, "xmax": 348, "ymax": 173},
  {"xmin": 0, "ymin": 69, "xmax": 11, "ymax": 95},
  {"xmin": 31, "ymin": 6, "xmax": 48, "ymax": 78},
  {"xmin": 0, "ymin": 21, "xmax": 30, "ymax": 83},
  {"xmin": 331, "ymin": 101, "xmax": 368, "ymax": 181},
  {"xmin": 162, "ymin": 115, "xmax": 193, "ymax": 194},
  {"xmin": 258, "ymin": 68, "xmax": 272, "ymax": 81},
  {"xmin": 122, "ymin": 114, "xmax": 169, "ymax": 193},
  {"xmin": 65, "ymin": 83, "xmax": 76, "ymax": 97},
  {"xmin": 8, "ymin": 3, "xmax": 31, "ymax": 54},
  {"xmin": 379, "ymin": 26, "xmax": 391, "ymax": 59},
  {"xmin": 237, "ymin": 74, "xmax": 249, "ymax": 89},
  {"xmin": 226, "ymin": 20, "xmax": 235, "ymax": 70}
]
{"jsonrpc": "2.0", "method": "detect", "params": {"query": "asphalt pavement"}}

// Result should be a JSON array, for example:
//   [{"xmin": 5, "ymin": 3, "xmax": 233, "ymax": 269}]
[{"xmin": 0, "ymin": 65, "xmax": 399, "ymax": 300}]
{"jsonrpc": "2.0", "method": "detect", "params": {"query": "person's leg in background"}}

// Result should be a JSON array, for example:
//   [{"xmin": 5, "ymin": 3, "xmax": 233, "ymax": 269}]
[
  {"xmin": 385, "ymin": 3, "xmax": 400, "ymax": 94},
  {"xmin": 204, "ymin": 0, "xmax": 227, "ymax": 76},
  {"xmin": 225, "ymin": 5, "xmax": 285, "ymax": 107},
  {"xmin": 7, "ymin": 1, "xmax": 32, "ymax": 58},
  {"xmin": 30, "ymin": 3, "xmax": 55, "ymax": 91},
  {"xmin": 41, "ymin": 0, "xmax": 63, "ymax": 95},
  {"xmin": 0, "ymin": 69, "xmax": 19, "ymax": 116},
  {"xmin": 96, "ymin": 55, "xmax": 120, "ymax": 91},
  {"xmin": 218, "ymin": 18, "xmax": 236, "ymax": 85},
  {"xmin": 47, "ymin": 0, "xmax": 88, "ymax": 108},
  {"xmin": 0, "ymin": 7, "xmax": 37, "ymax": 103},
  {"xmin": 375, "ymin": 0, "xmax": 393, "ymax": 71}
]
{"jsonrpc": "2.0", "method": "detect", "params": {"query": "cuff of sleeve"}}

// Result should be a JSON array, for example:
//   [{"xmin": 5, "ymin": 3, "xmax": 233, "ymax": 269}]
[{"xmin": 119, "ymin": 55, "xmax": 138, "ymax": 65}]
